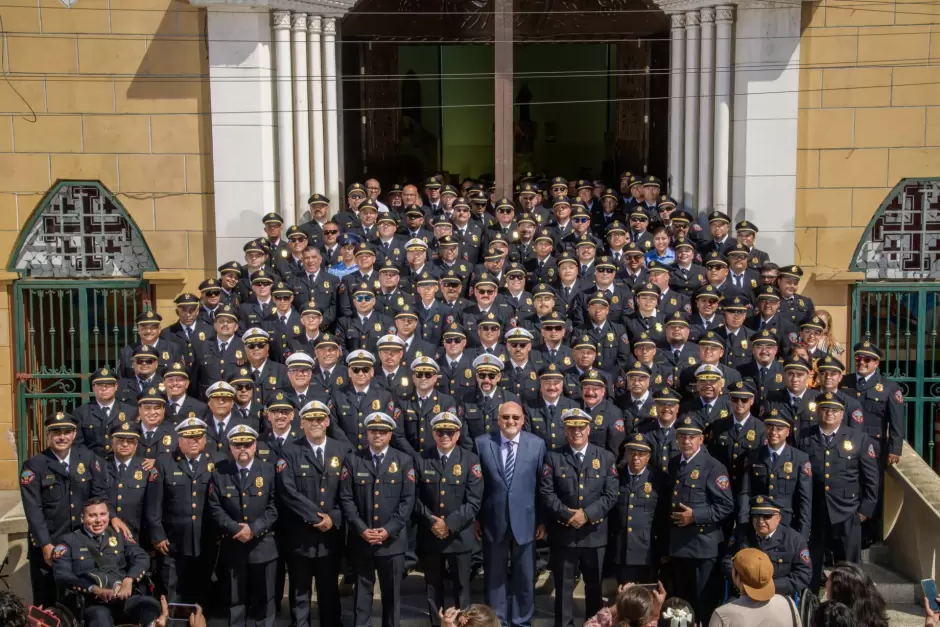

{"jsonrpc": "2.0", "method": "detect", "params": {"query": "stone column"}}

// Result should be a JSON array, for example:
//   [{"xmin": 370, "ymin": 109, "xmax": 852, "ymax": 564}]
[
  {"xmin": 307, "ymin": 15, "xmax": 325, "ymax": 197},
  {"xmin": 713, "ymin": 5, "xmax": 734, "ymax": 214},
  {"xmin": 698, "ymin": 7, "xmax": 715, "ymax": 212},
  {"xmin": 322, "ymin": 16, "xmax": 340, "ymax": 215},
  {"xmin": 291, "ymin": 13, "xmax": 310, "ymax": 224},
  {"xmin": 683, "ymin": 10, "xmax": 700, "ymax": 213},
  {"xmin": 272, "ymin": 10, "xmax": 295, "ymax": 226},
  {"xmin": 669, "ymin": 13, "xmax": 686, "ymax": 203}
]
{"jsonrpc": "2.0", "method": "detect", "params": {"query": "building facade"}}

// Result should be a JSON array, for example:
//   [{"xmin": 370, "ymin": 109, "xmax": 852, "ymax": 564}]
[{"xmin": 0, "ymin": 0, "xmax": 936, "ymax": 486}]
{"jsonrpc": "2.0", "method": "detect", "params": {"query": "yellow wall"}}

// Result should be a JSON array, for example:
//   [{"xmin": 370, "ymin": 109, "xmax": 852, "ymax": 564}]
[
  {"xmin": 0, "ymin": 0, "xmax": 214, "ymax": 487},
  {"xmin": 796, "ymin": 0, "xmax": 940, "ymax": 348}
]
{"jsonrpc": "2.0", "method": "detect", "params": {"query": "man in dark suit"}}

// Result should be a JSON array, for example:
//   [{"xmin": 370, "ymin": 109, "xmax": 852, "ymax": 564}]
[
  {"xmin": 292, "ymin": 246, "xmax": 339, "ymax": 330},
  {"xmin": 476, "ymin": 400, "xmax": 547, "ymax": 627},
  {"xmin": 162, "ymin": 292, "xmax": 214, "ymax": 365},
  {"xmin": 539, "ymin": 408, "xmax": 618, "ymax": 627},
  {"xmin": 339, "ymin": 412, "xmax": 417, "ymax": 627},
  {"xmin": 414, "ymin": 412, "xmax": 484, "ymax": 625},
  {"xmin": 118, "ymin": 310, "xmax": 185, "ymax": 379},
  {"xmin": 203, "ymin": 381, "xmax": 251, "ymax": 460},
  {"xmin": 74, "ymin": 367, "xmax": 137, "ymax": 459},
  {"xmin": 274, "ymin": 401, "xmax": 350, "ymax": 627},
  {"xmin": 207, "ymin": 424, "xmax": 279, "ymax": 627},
  {"xmin": 192, "ymin": 305, "xmax": 245, "ymax": 399}
]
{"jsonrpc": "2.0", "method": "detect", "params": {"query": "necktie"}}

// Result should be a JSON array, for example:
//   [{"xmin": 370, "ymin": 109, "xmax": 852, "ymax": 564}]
[
  {"xmin": 62, "ymin": 461, "xmax": 69, "ymax": 473},
  {"xmin": 515, "ymin": 366, "xmax": 523, "ymax": 376},
  {"xmin": 770, "ymin": 451, "xmax": 777, "ymax": 465},
  {"xmin": 704, "ymin": 404, "xmax": 712, "ymax": 417},
  {"xmin": 635, "ymin": 399, "xmax": 644, "ymax": 414},
  {"xmin": 858, "ymin": 376, "xmax": 867, "ymax": 391},
  {"xmin": 189, "ymin": 459, "xmax": 197, "ymax": 473},
  {"xmin": 217, "ymin": 421, "xmax": 225, "ymax": 438},
  {"xmin": 315, "ymin": 447, "xmax": 323, "ymax": 466},
  {"xmin": 220, "ymin": 341, "xmax": 228, "ymax": 353},
  {"xmin": 575, "ymin": 452, "xmax": 584, "ymax": 467},
  {"xmin": 356, "ymin": 392, "xmax": 362, "ymax": 405},
  {"xmin": 760, "ymin": 367, "xmax": 768, "ymax": 379},
  {"xmin": 373, "ymin": 452, "xmax": 384, "ymax": 471},
  {"xmin": 102, "ymin": 406, "xmax": 110, "ymax": 418},
  {"xmin": 146, "ymin": 430, "xmax": 154, "ymax": 440},
  {"xmin": 549, "ymin": 349, "xmax": 556, "ymax": 361},
  {"xmin": 280, "ymin": 315, "xmax": 288, "ymax": 325},
  {"xmin": 759, "ymin": 320, "xmax": 766, "ymax": 331},
  {"xmin": 825, "ymin": 433, "xmax": 834, "ymax": 447},
  {"xmin": 581, "ymin": 265, "xmax": 588, "ymax": 277},
  {"xmin": 239, "ymin": 468, "xmax": 249, "ymax": 487},
  {"xmin": 384, "ymin": 241, "xmax": 390, "ymax": 251},
  {"xmin": 118, "ymin": 463, "xmax": 127, "ymax": 477},
  {"xmin": 298, "ymin": 393, "xmax": 306, "ymax": 407},
  {"xmin": 505, "ymin": 441, "xmax": 515, "ymax": 485},
  {"xmin": 169, "ymin": 403, "xmax": 179, "ymax": 418},
  {"xmin": 548, "ymin": 404, "xmax": 556, "ymax": 419},
  {"xmin": 240, "ymin": 407, "xmax": 249, "ymax": 420},
  {"xmin": 674, "ymin": 349, "xmax": 681, "ymax": 361},
  {"xmin": 277, "ymin": 435, "xmax": 285, "ymax": 447},
  {"xmin": 565, "ymin": 286, "xmax": 571, "ymax": 299},
  {"xmin": 734, "ymin": 423, "xmax": 742, "ymax": 436},
  {"xmin": 441, "ymin": 454, "xmax": 448, "ymax": 467},
  {"xmin": 252, "ymin": 370, "xmax": 260, "ymax": 382},
  {"xmin": 184, "ymin": 326, "xmax": 191, "ymax": 340},
  {"xmin": 679, "ymin": 460, "xmax": 687, "ymax": 471}
]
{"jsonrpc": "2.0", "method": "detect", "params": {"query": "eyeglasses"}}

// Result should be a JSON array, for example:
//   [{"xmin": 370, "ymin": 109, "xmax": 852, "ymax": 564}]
[
  {"xmin": 234, "ymin": 384, "xmax": 253, "ymax": 391},
  {"xmin": 479, "ymin": 325, "xmax": 500, "ymax": 332},
  {"xmin": 414, "ymin": 371, "xmax": 436, "ymax": 379},
  {"xmin": 232, "ymin": 442, "xmax": 254, "ymax": 449},
  {"xmin": 288, "ymin": 368, "xmax": 312, "ymax": 375},
  {"xmin": 476, "ymin": 289, "xmax": 495, "ymax": 295},
  {"xmin": 274, "ymin": 295, "xmax": 292, "ymax": 301},
  {"xmin": 323, "ymin": 230, "xmax": 339, "ymax": 236},
  {"xmin": 351, "ymin": 366, "xmax": 372, "ymax": 374},
  {"xmin": 349, "ymin": 194, "xmax": 365, "ymax": 200},
  {"xmin": 730, "ymin": 397, "xmax": 751, "ymax": 404},
  {"xmin": 856, "ymin": 356, "xmax": 877, "ymax": 363},
  {"xmin": 289, "ymin": 237, "xmax": 307, "ymax": 243},
  {"xmin": 499, "ymin": 414, "xmax": 523, "ymax": 422},
  {"xmin": 571, "ymin": 217, "xmax": 590, "ymax": 224},
  {"xmin": 496, "ymin": 208, "xmax": 513, "ymax": 214},
  {"xmin": 355, "ymin": 295, "xmax": 374, "ymax": 302},
  {"xmin": 367, "ymin": 186, "xmax": 381, "ymax": 192},
  {"xmin": 444, "ymin": 337, "xmax": 464, "ymax": 344},
  {"xmin": 507, "ymin": 274, "xmax": 524, "ymax": 280},
  {"xmin": 596, "ymin": 268, "xmax": 615, "ymax": 274},
  {"xmin": 477, "ymin": 372, "xmax": 498, "ymax": 380}
]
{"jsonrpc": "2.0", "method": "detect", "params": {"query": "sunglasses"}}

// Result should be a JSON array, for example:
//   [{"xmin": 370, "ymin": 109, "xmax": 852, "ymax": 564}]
[
  {"xmin": 136, "ymin": 359, "xmax": 157, "ymax": 365},
  {"xmin": 499, "ymin": 414, "xmax": 523, "ymax": 422},
  {"xmin": 355, "ymin": 295, "xmax": 374, "ymax": 302},
  {"xmin": 203, "ymin": 290, "xmax": 221, "ymax": 296},
  {"xmin": 232, "ymin": 442, "xmax": 253, "ymax": 449},
  {"xmin": 349, "ymin": 194, "xmax": 366, "ymax": 200},
  {"xmin": 507, "ymin": 274, "xmax": 524, "ymax": 280},
  {"xmin": 479, "ymin": 325, "xmax": 500, "ymax": 331},
  {"xmin": 754, "ymin": 513, "xmax": 776, "ymax": 520},
  {"xmin": 476, "ymin": 289, "xmax": 495, "ymax": 296},
  {"xmin": 246, "ymin": 344, "xmax": 266, "ymax": 350},
  {"xmin": 435, "ymin": 430, "xmax": 458, "ymax": 436},
  {"xmin": 323, "ymin": 230, "xmax": 339, "ymax": 236},
  {"xmin": 477, "ymin": 372, "xmax": 498, "ymax": 380},
  {"xmin": 730, "ymin": 397, "xmax": 751, "ymax": 404},
  {"xmin": 234, "ymin": 384, "xmax": 253, "ymax": 391},
  {"xmin": 414, "ymin": 371, "xmax": 436, "ymax": 379},
  {"xmin": 856, "ymin": 356, "xmax": 877, "ymax": 363},
  {"xmin": 571, "ymin": 217, "xmax": 590, "ymax": 223},
  {"xmin": 496, "ymin": 208, "xmax": 513, "ymax": 214},
  {"xmin": 351, "ymin": 366, "xmax": 372, "ymax": 374},
  {"xmin": 289, "ymin": 237, "xmax": 307, "ymax": 242},
  {"xmin": 444, "ymin": 337, "xmax": 464, "ymax": 344},
  {"xmin": 596, "ymin": 268, "xmax": 615, "ymax": 274},
  {"xmin": 543, "ymin": 326, "xmax": 564, "ymax": 331},
  {"xmin": 274, "ymin": 295, "xmax": 292, "ymax": 301}
]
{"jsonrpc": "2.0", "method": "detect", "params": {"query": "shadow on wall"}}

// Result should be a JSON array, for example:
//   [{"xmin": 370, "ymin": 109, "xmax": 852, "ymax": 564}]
[{"xmin": 125, "ymin": 1, "xmax": 216, "ymax": 265}]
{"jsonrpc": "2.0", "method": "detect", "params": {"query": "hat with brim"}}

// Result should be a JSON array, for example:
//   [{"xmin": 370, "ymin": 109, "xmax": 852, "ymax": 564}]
[
  {"xmin": 347, "ymin": 350, "xmax": 376, "ymax": 368},
  {"xmin": 395, "ymin": 307, "xmax": 418, "ymax": 320},
  {"xmin": 675, "ymin": 415, "xmax": 705, "ymax": 435},
  {"xmin": 580, "ymin": 370, "xmax": 606, "ymax": 386},
  {"xmin": 624, "ymin": 432, "xmax": 652, "ymax": 452},
  {"xmin": 176, "ymin": 417, "xmax": 208, "ymax": 437},
  {"xmin": 762, "ymin": 410, "xmax": 792, "ymax": 429},
  {"xmin": 815, "ymin": 392, "xmax": 844, "ymax": 410},
  {"xmin": 695, "ymin": 364, "xmax": 724, "ymax": 380},
  {"xmin": 431, "ymin": 412, "xmax": 462, "ymax": 430},
  {"xmin": 215, "ymin": 307, "xmax": 239, "ymax": 321},
  {"xmin": 315, "ymin": 334, "xmax": 340, "ymax": 349},
  {"xmin": 45, "ymin": 412, "xmax": 77, "ymax": 431},
  {"xmin": 265, "ymin": 394, "xmax": 295, "ymax": 412},
  {"xmin": 752, "ymin": 332, "xmax": 778, "ymax": 346},
  {"xmin": 854, "ymin": 341, "xmax": 883, "ymax": 360},
  {"xmin": 301, "ymin": 302, "xmax": 323, "ymax": 317},
  {"xmin": 572, "ymin": 336, "xmax": 597, "ymax": 351},
  {"xmin": 588, "ymin": 293, "xmax": 611, "ymax": 307},
  {"xmin": 779, "ymin": 265, "xmax": 803, "ymax": 280},
  {"xmin": 300, "ymin": 400, "xmax": 330, "ymax": 419},
  {"xmin": 749, "ymin": 496, "xmax": 782, "ymax": 516},
  {"xmin": 364, "ymin": 412, "xmax": 395, "ymax": 431},
  {"xmin": 110, "ymin": 421, "xmax": 142, "ymax": 439},
  {"xmin": 698, "ymin": 334, "xmax": 725, "ymax": 348},
  {"xmin": 728, "ymin": 383, "xmax": 756, "ymax": 399},
  {"xmin": 626, "ymin": 362, "xmax": 651, "ymax": 378},
  {"xmin": 228, "ymin": 424, "xmax": 259, "ymax": 444},
  {"xmin": 475, "ymin": 276, "xmax": 498, "ymax": 289},
  {"xmin": 353, "ymin": 283, "xmax": 375, "ymax": 297},
  {"xmin": 674, "ymin": 238, "xmax": 695, "ymax": 251},
  {"xmin": 801, "ymin": 317, "xmax": 826, "ymax": 332},
  {"xmin": 562, "ymin": 408, "xmax": 592, "ymax": 427},
  {"xmin": 539, "ymin": 364, "xmax": 565, "ymax": 379},
  {"xmin": 207, "ymin": 381, "xmax": 236, "ymax": 398},
  {"xmin": 632, "ymin": 335, "xmax": 657, "ymax": 349},
  {"xmin": 732, "ymin": 548, "xmax": 776, "ymax": 603},
  {"xmin": 443, "ymin": 325, "xmax": 466, "ymax": 339},
  {"xmin": 817, "ymin": 356, "xmax": 845, "ymax": 372},
  {"xmin": 227, "ymin": 369, "xmax": 253, "ymax": 386},
  {"xmin": 250, "ymin": 272, "xmax": 274, "ymax": 285}
]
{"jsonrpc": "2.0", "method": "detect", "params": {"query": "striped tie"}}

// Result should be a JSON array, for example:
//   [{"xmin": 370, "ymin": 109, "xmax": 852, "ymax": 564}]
[{"xmin": 505, "ymin": 441, "xmax": 515, "ymax": 486}]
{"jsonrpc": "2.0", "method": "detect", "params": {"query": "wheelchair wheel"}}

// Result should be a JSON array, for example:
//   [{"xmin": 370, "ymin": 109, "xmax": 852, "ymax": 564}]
[{"xmin": 799, "ymin": 587, "xmax": 820, "ymax": 625}]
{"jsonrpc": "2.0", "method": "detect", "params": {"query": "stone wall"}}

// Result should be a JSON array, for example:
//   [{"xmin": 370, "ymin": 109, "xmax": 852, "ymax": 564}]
[{"xmin": 796, "ymin": 0, "xmax": 940, "ymax": 348}]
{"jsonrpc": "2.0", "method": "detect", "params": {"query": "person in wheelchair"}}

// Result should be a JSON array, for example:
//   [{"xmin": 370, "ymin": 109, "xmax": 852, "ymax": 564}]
[
  {"xmin": 723, "ymin": 495, "xmax": 812, "ymax": 598},
  {"xmin": 51, "ymin": 497, "xmax": 160, "ymax": 627}
]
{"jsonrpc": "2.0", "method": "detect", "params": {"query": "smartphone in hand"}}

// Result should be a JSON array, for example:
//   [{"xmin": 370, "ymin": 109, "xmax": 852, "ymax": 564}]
[{"xmin": 922, "ymin": 579, "xmax": 939, "ymax": 612}]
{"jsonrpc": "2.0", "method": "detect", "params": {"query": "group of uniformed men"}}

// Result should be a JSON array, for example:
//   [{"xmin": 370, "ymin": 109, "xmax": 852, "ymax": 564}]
[{"xmin": 20, "ymin": 171, "xmax": 905, "ymax": 627}]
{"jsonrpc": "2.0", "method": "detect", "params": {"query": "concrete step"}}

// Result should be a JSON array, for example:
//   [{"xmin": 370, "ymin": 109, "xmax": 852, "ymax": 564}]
[{"xmin": 887, "ymin": 603, "xmax": 928, "ymax": 627}]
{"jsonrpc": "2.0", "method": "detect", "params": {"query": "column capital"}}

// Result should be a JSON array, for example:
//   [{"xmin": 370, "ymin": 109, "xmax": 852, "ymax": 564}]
[
  {"xmin": 273, "ymin": 10, "xmax": 291, "ymax": 30},
  {"xmin": 291, "ymin": 12, "xmax": 308, "ymax": 31},
  {"xmin": 700, "ymin": 6, "xmax": 715, "ymax": 22},
  {"xmin": 308, "ymin": 14, "xmax": 322, "ymax": 33},
  {"xmin": 323, "ymin": 16, "xmax": 337, "ymax": 34},
  {"xmin": 670, "ymin": 13, "xmax": 686, "ymax": 29},
  {"xmin": 715, "ymin": 5, "xmax": 735, "ymax": 22},
  {"xmin": 685, "ymin": 11, "xmax": 700, "ymax": 27}
]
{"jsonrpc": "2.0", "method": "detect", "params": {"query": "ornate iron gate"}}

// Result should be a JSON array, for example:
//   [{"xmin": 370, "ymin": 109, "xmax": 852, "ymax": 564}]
[
  {"xmin": 852, "ymin": 284, "xmax": 940, "ymax": 464},
  {"xmin": 13, "ymin": 280, "xmax": 151, "ymax": 459}
]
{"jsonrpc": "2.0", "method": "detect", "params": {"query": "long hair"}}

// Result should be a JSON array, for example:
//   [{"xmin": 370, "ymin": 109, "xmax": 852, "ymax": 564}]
[
  {"xmin": 827, "ymin": 563, "xmax": 889, "ymax": 627},
  {"xmin": 615, "ymin": 586, "xmax": 658, "ymax": 627},
  {"xmin": 455, "ymin": 604, "xmax": 499, "ymax": 627}
]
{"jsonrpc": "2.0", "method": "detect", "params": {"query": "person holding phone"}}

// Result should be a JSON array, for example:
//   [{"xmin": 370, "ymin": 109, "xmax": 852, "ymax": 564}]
[{"xmin": 51, "ymin": 497, "xmax": 160, "ymax": 627}]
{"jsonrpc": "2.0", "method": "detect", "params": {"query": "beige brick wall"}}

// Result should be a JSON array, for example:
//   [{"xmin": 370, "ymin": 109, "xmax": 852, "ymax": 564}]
[
  {"xmin": 797, "ymin": 0, "xmax": 940, "ymax": 350},
  {"xmin": 0, "ymin": 0, "xmax": 214, "ymax": 487}
]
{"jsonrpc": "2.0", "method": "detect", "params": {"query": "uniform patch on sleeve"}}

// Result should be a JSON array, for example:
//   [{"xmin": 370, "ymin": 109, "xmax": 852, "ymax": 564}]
[
  {"xmin": 407, "ymin": 468, "xmax": 416, "ymax": 483},
  {"xmin": 800, "ymin": 548, "xmax": 810, "ymax": 564},
  {"xmin": 851, "ymin": 409, "xmax": 864, "ymax": 425},
  {"xmin": 20, "ymin": 469, "xmax": 35, "ymax": 485},
  {"xmin": 802, "ymin": 461, "xmax": 812, "ymax": 477},
  {"xmin": 868, "ymin": 444, "xmax": 876, "ymax": 458},
  {"xmin": 611, "ymin": 464, "xmax": 619, "ymax": 477},
  {"xmin": 340, "ymin": 466, "xmax": 350, "ymax": 480},
  {"xmin": 613, "ymin": 419, "xmax": 624, "ymax": 433},
  {"xmin": 471, "ymin": 463, "xmax": 482, "ymax": 479},
  {"xmin": 148, "ymin": 468, "xmax": 160, "ymax": 482},
  {"xmin": 716, "ymin": 475, "xmax": 730, "ymax": 490},
  {"xmin": 542, "ymin": 463, "xmax": 551, "ymax": 478},
  {"xmin": 276, "ymin": 459, "xmax": 288, "ymax": 473},
  {"xmin": 52, "ymin": 544, "xmax": 68, "ymax": 560},
  {"xmin": 93, "ymin": 460, "xmax": 101, "ymax": 473},
  {"xmin": 894, "ymin": 389, "xmax": 904, "ymax": 403}
]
